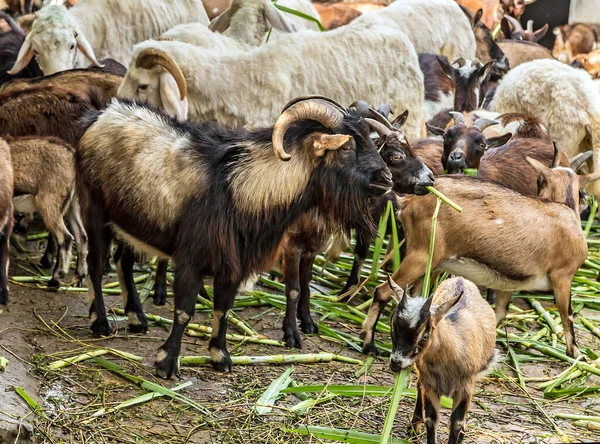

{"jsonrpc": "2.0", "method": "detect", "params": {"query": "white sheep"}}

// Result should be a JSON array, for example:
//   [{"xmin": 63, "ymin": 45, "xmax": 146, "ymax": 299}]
[
  {"xmin": 8, "ymin": 0, "xmax": 209, "ymax": 75},
  {"xmin": 494, "ymin": 59, "xmax": 600, "ymax": 196},
  {"xmin": 117, "ymin": 23, "xmax": 426, "ymax": 138},
  {"xmin": 350, "ymin": 0, "xmax": 476, "ymax": 61},
  {"xmin": 209, "ymin": 0, "xmax": 320, "ymax": 46}
]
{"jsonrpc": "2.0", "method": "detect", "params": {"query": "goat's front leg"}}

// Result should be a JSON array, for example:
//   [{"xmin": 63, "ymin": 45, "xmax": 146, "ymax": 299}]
[
  {"xmin": 361, "ymin": 253, "xmax": 428, "ymax": 355},
  {"xmin": 40, "ymin": 233, "xmax": 57, "ymax": 269},
  {"xmin": 282, "ymin": 251, "xmax": 301, "ymax": 348},
  {"xmin": 208, "ymin": 275, "xmax": 240, "ymax": 372},
  {"xmin": 114, "ymin": 243, "xmax": 148, "ymax": 333},
  {"xmin": 298, "ymin": 254, "xmax": 318, "ymax": 335},
  {"xmin": 153, "ymin": 259, "xmax": 169, "ymax": 306},
  {"xmin": 0, "ymin": 214, "xmax": 13, "ymax": 304},
  {"xmin": 339, "ymin": 232, "xmax": 370, "ymax": 298},
  {"xmin": 409, "ymin": 382, "xmax": 425, "ymax": 436},
  {"xmin": 424, "ymin": 390, "xmax": 441, "ymax": 444},
  {"xmin": 449, "ymin": 387, "xmax": 472, "ymax": 444},
  {"xmin": 155, "ymin": 264, "xmax": 203, "ymax": 379},
  {"xmin": 493, "ymin": 290, "xmax": 513, "ymax": 324}
]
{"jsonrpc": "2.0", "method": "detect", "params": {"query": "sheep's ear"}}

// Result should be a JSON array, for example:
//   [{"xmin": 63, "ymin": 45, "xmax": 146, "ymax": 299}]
[
  {"xmin": 265, "ymin": 1, "xmax": 296, "ymax": 33},
  {"xmin": 432, "ymin": 292, "xmax": 463, "ymax": 324},
  {"xmin": 7, "ymin": 33, "xmax": 33, "ymax": 75},
  {"xmin": 75, "ymin": 30, "xmax": 103, "ymax": 68},
  {"xmin": 160, "ymin": 72, "xmax": 188, "ymax": 121},
  {"xmin": 313, "ymin": 134, "xmax": 352, "ymax": 157},
  {"xmin": 209, "ymin": 7, "xmax": 233, "ymax": 33}
]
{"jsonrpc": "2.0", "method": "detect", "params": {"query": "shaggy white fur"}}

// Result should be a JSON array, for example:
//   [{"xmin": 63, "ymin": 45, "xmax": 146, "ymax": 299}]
[
  {"xmin": 494, "ymin": 59, "xmax": 600, "ymax": 196},
  {"xmin": 351, "ymin": 0, "xmax": 477, "ymax": 62}
]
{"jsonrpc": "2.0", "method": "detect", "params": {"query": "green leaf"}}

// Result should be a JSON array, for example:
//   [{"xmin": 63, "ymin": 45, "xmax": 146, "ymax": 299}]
[
  {"xmin": 255, "ymin": 367, "xmax": 294, "ymax": 415},
  {"xmin": 380, "ymin": 369, "xmax": 411, "ymax": 444},
  {"xmin": 16, "ymin": 387, "xmax": 49, "ymax": 420},
  {"xmin": 272, "ymin": 3, "xmax": 325, "ymax": 31},
  {"xmin": 290, "ymin": 425, "xmax": 409, "ymax": 443}
]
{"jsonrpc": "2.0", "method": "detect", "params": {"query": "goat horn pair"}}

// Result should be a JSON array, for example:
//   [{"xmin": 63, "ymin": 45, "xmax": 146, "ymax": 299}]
[
  {"xmin": 136, "ymin": 48, "xmax": 187, "ymax": 101},
  {"xmin": 452, "ymin": 57, "xmax": 466, "ymax": 67},
  {"xmin": 504, "ymin": 15, "xmax": 523, "ymax": 33},
  {"xmin": 473, "ymin": 118, "xmax": 499, "ymax": 131},
  {"xmin": 349, "ymin": 100, "xmax": 397, "ymax": 138},
  {"xmin": 272, "ymin": 97, "xmax": 346, "ymax": 161}
]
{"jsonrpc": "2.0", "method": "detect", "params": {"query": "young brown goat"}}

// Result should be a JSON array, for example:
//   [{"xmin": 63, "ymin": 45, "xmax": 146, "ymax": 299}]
[
  {"xmin": 363, "ymin": 164, "xmax": 600, "ymax": 358},
  {"xmin": 8, "ymin": 136, "xmax": 87, "ymax": 287},
  {"xmin": 389, "ymin": 277, "xmax": 496, "ymax": 444},
  {"xmin": 0, "ymin": 138, "xmax": 13, "ymax": 304}
]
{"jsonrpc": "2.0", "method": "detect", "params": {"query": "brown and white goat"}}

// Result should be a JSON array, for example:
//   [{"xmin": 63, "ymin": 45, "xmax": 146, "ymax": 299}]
[
  {"xmin": 553, "ymin": 23, "xmax": 600, "ymax": 64},
  {"xmin": 8, "ymin": 136, "xmax": 87, "ymax": 287},
  {"xmin": 496, "ymin": 39, "xmax": 553, "ymax": 69},
  {"xmin": 0, "ymin": 138, "xmax": 12, "ymax": 305},
  {"xmin": 363, "ymin": 163, "xmax": 599, "ymax": 358},
  {"xmin": 389, "ymin": 277, "xmax": 496, "ymax": 444}
]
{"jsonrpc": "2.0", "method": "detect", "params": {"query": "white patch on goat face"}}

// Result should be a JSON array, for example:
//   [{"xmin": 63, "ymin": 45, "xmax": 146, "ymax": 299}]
[
  {"xmin": 390, "ymin": 353, "xmax": 414, "ymax": 370},
  {"xmin": 79, "ymin": 102, "xmax": 207, "ymax": 231},
  {"xmin": 400, "ymin": 297, "xmax": 428, "ymax": 329},
  {"xmin": 229, "ymin": 142, "xmax": 312, "ymax": 217}
]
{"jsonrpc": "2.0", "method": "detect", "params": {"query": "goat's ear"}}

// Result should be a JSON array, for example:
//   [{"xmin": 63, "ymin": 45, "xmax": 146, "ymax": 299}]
[
  {"xmin": 388, "ymin": 275, "xmax": 407, "ymax": 306},
  {"xmin": 392, "ymin": 110, "xmax": 409, "ymax": 129},
  {"xmin": 526, "ymin": 156, "xmax": 551, "ymax": 176},
  {"xmin": 471, "ymin": 8, "xmax": 483, "ymax": 28},
  {"xmin": 209, "ymin": 7, "xmax": 233, "ymax": 32},
  {"xmin": 265, "ymin": 2, "xmax": 296, "ymax": 33},
  {"xmin": 0, "ymin": 18, "xmax": 10, "ymax": 33},
  {"xmin": 160, "ymin": 72, "xmax": 189, "ymax": 121},
  {"xmin": 500, "ymin": 17, "xmax": 512, "ymax": 38},
  {"xmin": 534, "ymin": 23, "xmax": 549, "ymax": 41},
  {"xmin": 313, "ymin": 134, "xmax": 352, "ymax": 157},
  {"xmin": 436, "ymin": 56, "xmax": 454, "ymax": 79},
  {"xmin": 479, "ymin": 60, "xmax": 495, "ymax": 80},
  {"xmin": 432, "ymin": 292, "xmax": 463, "ymax": 324},
  {"xmin": 426, "ymin": 123, "xmax": 445, "ymax": 137},
  {"xmin": 486, "ymin": 132, "xmax": 512, "ymax": 149},
  {"xmin": 420, "ymin": 295, "xmax": 434, "ymax": 321}
]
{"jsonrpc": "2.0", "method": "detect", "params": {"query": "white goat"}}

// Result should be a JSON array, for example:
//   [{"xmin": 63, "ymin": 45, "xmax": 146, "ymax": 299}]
[
  {"xmin": 350, "ymin": 0, "xmax": 476, "ymax": 61},
  {"xmin": 494, "ymin": 59, "xmax": 600, "ymax": 197},
  {"xmin": 8, "ymin": 0, "xmax": 209, "ymax": 75},
  {"xmin": 117, "ymin": 24, "xmax": 426, "ymax": 138},
  {"xmin": 210, "ymin": 0, "xmax": 320, "ymax": 46}
]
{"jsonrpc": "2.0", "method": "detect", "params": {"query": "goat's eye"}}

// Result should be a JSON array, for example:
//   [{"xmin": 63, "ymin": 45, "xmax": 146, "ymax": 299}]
[
  {"xmin": 479, "ymin": 143, "xmax": 486, "ymax": 150},
  {"xmin": 342, "ymin": 142, "xmax": 353, "ymax": 151},
  {"xmin": 422, "ymin": 333, "xmax": 430, "ymax": 341},
  {"xmin": 137, "ymin": 84, "xmax": 148, "ymax": 92},
  {"xmin": 390, "ymin": 154, "xmax": 403, "ymax": 162},
  {"xmin": 70, "ymin": 44, "xmax": 75, "ymax": 50}
]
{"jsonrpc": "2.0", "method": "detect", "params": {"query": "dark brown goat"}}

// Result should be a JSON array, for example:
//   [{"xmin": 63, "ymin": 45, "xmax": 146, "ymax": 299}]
[
  {"xmin": 500, "ymin": 15, "xmax": 548, "ymax": 42},
  {"xmin": 0, "ymin": 138, "xmax": 12, "ymax": 305},
  {"xmin": 0, "ymin": 11, "xmax": 43, "ymax": 88},
  {"xmin": 362, "ymin": 165, "xmax": 599, "ymax": 358}
]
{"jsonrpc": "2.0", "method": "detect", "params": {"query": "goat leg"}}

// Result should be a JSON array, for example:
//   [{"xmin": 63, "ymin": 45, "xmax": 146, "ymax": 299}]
[
  {"xmin": 114, "ymin": 243, "xmax": 148, "ymax": 334},
  {"xmin": 40, "ymin": 233, "xmax": 57, "ymax": 269},
  {"xmin": 408, "ymin": 382, "xmax": 425, "ymax": 436},
  {"xmin": 552, "ymin": 275, "xmax": 580, "ymax": 358},
  {"xmin": 207, "ymin": 276, "xmax": 238, "ymax": 372},
  {"xmin": 155, "ymin": 265, "xmax": 204, "ymax": 379},
  {"xmin": 0, "ymin": 214, "xmax": 12, "ymax": 304},
  {"xmin": 493, "ymin": 290, "xmax": 513, "ymax": 324},
  {"xmin": 424, "ymin": 391, "xmax": 441, "ymax": 444},
  {"xmin": 67, "ymin": 197, "xmax": 88, "ymax": 284},
  {"xmin": 282, "ymin": 252, "xmax": 302, "ymax": 348},
  {"xmin": 339, "ymin": 232, "xmax": 370, "ymax": 300},
  {"xmin": 298, "ymin": 254, "xmax": 318, "ymax": 335},
  {"xmin": 448, "ymin": 388, "xmax": 472, "ymax": 444},
  {"xmin": 153, "ymin": 259, "xmax": 169, "ymax": 306}
]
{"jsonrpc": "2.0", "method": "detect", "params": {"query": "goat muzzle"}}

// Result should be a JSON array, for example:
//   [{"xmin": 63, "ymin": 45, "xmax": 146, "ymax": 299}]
[{"xmin": 272, "ymin": 96, "xmax": 345, "ymax": 161}]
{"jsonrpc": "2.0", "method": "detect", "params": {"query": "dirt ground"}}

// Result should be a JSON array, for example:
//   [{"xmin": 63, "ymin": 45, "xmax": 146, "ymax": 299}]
[{"xmin": 1, "ymin": 233, "xmax": 600, "ymax": 444}]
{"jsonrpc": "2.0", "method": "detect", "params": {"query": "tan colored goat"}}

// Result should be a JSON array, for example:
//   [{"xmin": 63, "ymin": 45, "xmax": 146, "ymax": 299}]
[{"xmin": 363, "ymin": 164, "xmax": 600, "ymax": 358}]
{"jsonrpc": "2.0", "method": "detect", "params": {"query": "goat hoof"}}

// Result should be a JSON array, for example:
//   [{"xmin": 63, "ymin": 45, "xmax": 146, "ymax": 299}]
[
  {"xmin": 0, "ymin": 287, "xmax": 9, "ymax": 305},
  {"xmin": 153, "ymin": 290, "xmax": 167, "ymax": 306},
  {"xmin": 408, "ymin": 421, "xmax": 424, "ymax": 437},
  {"xmin": 75, "ymin": 276, "xmax": 87, "ymax": 288},
  {"xmin": 90, "ymin": 318, "xmax": 113, "ymax": 337},
  {"xmin": 40, "ymin": 256, "xmax": 54, "ymax": 269},
  {"xmin": 47, "ymin": 278, "xmax": 61, "ymax": 290},
  {"xmin": 300, "ymin": 319, "xmax": 318, "ymax": 335},
  {"xmin": 210, "ymin": 351, "xmax": 233, "ymax": 372},
  {"xmin": 128, "ymin": 317, "xmax": 148, "ymax": 334},
  {"xmin": 362, "ymin": 341, "xmax": 379, "ymax": 356},
  {"xmin": 155, "ymin": 349, "xmax": 178, "ymax": 379},
  {"xmin": 283, "ymin": 329, "xmax": 302, "ymax": 348}
]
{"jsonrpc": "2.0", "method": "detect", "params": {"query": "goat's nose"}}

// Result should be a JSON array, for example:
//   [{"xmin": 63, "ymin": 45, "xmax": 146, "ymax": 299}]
[
  {"xmin": 496, "ymin": 56, "xmax": 510, "ymax": 73},
  {"xmin": 449, "ymin": 151, "xmax": 464, "ymax": 162},
  {"xmin": 389, "ymin": 359, "xmax": 402, "ymax": 373},
  {"xmin": 423, "ymin": 171, "xmax": 435, "ymax": 186}
]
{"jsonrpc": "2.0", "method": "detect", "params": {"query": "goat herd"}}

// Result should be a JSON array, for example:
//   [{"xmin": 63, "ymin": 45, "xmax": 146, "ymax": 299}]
[{"xmin": 1, "ymin": 0, "xmax": 599, "ymax": 441}]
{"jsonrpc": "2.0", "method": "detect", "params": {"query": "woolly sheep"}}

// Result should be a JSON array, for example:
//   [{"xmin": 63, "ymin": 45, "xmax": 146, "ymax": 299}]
[
  {"xmin": 8, "ymin": 0, "xmax": 209, "ymax": 76},
  {"xmin": 494, "ymin": 59, "xmax": 600, "ymax": 196},
  {"xmin": 350, "ymin": 0, "xmax": 476, "ymax": 62},
  {"xmin": 118, "ymin": 24, "xmax": 426, "ymax": 138}
]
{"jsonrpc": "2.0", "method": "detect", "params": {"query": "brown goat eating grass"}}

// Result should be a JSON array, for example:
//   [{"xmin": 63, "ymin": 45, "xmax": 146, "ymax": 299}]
[
  {"xmin": 0, "ymin": 138, "xmax": 13, "ymax": 304},
  {"xmin": 389, "ymin": 277, "xmax": 496, "ymax": 444},
  {"xmin": 8, "ymin": 136, "xmax": 87, "ymax": 287},
  {"xmin": 363, "ymin": 160, "xmax": 600, "ymax": 359}
]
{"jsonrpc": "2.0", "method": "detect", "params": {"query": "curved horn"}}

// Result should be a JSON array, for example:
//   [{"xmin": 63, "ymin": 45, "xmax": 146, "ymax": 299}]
[
  {"xmin": 551, "ymin": 141, "xmax": 560, "ymax": 168},
  {"xmin": 473, "ymin": 118, "xmax": 499, "ymax": 131},
  {"xmin": 526, "ymin": 19, "xmax": 534, "ymax": 34},
  {"xmin": 452, "ymin": 57, "xmax": 466, "ymax": 67},
  {"xmin": 569, "ymin": 150, "xmax": 592, "ymax": 172},
  {"xmin": 282, "ymin": 95, "xmax": 345, "ymax": 114},
  {"xmin": 449, "ymin": 111, "xmax": 465, "ymax": 126},
  {"xmin": 349, "ymin": 100, "xmax": 370, "ymax": 116},
  {"xmin": 365, "ymin": 118, "xmax": 392, "ymax": 139},
  {"xmin": 504, "ymin": 14, "xmax": 524, "ymax": 33},
  {"xmin": 136, "ymin": 48, "xmax": 187, "ymax": 100},
  {"xmin": 349, "ymin": 100, "xmax": 394, "ymax": 130},
  {"xmin": 272, "ymin": 98, "xmax": 345, "ymax": 161}
]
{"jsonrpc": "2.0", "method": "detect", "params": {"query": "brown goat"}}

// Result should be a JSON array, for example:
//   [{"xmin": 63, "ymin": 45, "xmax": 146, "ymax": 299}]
[
  {"xmin": 8, "ymin": 136, "xmax": 87, "ymax": 287},
  {"xmin": 553, "ymin": 23, "xmax": 600, "ymax": 64},
  {"xmin": 571, "ymin": 48, "xmax": 600, "ymax": 79},
  {"xmin": 363, "ymin": 167, "xmax": 600, "ymax": 358},
  {"xmin": 496, "ymin": 39, "xmax": 554, "ymax": 68},
  {"xmin": 0, "ymin": 138, "xmax": 12, "ymax": 305},
  {"xmin": 411, "ymin": 138, "xmax": 444, "ymax": 176},
  {"xmin": 312, "ymin": 2, "xmax": 363, "ymax": 30},
  {"xmin": 389, "ymin": 277, "xmax": 496, "ymax": 444}
]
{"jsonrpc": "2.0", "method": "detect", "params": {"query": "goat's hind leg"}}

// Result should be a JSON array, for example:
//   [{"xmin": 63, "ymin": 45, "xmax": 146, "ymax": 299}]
[
  {"xmin": 449, "ymin": 387, "xmax": 473, "ymax": 444},
  {"xmin": 493, "ymin": 290, "xmax": 513, "ymax": 324},
  {"xmin": 207, "ymin": 276, "xmax": 240, "ymax": 372},
  {"xmin": 67, "ymin": 198, "xmax": 88, "ymax": 284},
  {"xmin": 298, "ymin": 254, "xmax": 318, "ymax": 335},
  {"xmin": 153, "ymin": 259, "xmax": 169, "ymax": 306},
  {"xmin": 552, "ymin": 275, "xmax": 579, "ymax": 358},
  {"xmin": 0, "ymin": 212, "xmax": 13, "ymax": 304},
  {"xmin": 114, "ymin": 243, "xmax": 148, "ymax": 333},
  {"xmin": 282, "ymin": 251, "xmax": 302, "ymax": 348}
]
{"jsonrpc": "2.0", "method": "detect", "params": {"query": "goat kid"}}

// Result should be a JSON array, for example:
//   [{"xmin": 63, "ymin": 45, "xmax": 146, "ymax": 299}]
[
  {"xmin": 77, "ymin": 97, "xmax": 392, "ymax": 378},
  {"xmin": 389, "ymin": 277, "xmax": 496, "ymax": 444}
]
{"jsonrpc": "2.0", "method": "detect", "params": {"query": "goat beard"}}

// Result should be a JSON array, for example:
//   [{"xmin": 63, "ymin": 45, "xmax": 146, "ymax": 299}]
[{"xmin": 319, "ymin": 187, "xmax": 378, "ymax": 238}]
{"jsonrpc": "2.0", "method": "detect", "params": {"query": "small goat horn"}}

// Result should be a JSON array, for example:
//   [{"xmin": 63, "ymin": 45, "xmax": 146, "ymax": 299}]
[
  {"xmin": 449, "ymin": 111, "xmax": 465, "ymax": 126},
  {"xmin": 365, "ymin": 118, "xmax": 392, "ymax": 139},
  {"xmin": 569, "ymin": 150, "xmax": 592, "ymax": 172},
  {"xmin": 504, "ymin": 15, "xmax": 524, "ymax": 33},
  {"xmin": 452, "ymin": 57, "xmax": 466, "ymax": 67},
  {"xmin": 526, "ymin": 19, "xmax": 534, "ymax": 34}
]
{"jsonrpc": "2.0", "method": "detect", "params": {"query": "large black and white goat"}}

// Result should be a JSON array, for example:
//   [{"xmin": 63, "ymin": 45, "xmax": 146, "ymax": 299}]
[{"xmin": 77, "ymin": 96, "xmax": 393, "ymax": 378}]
